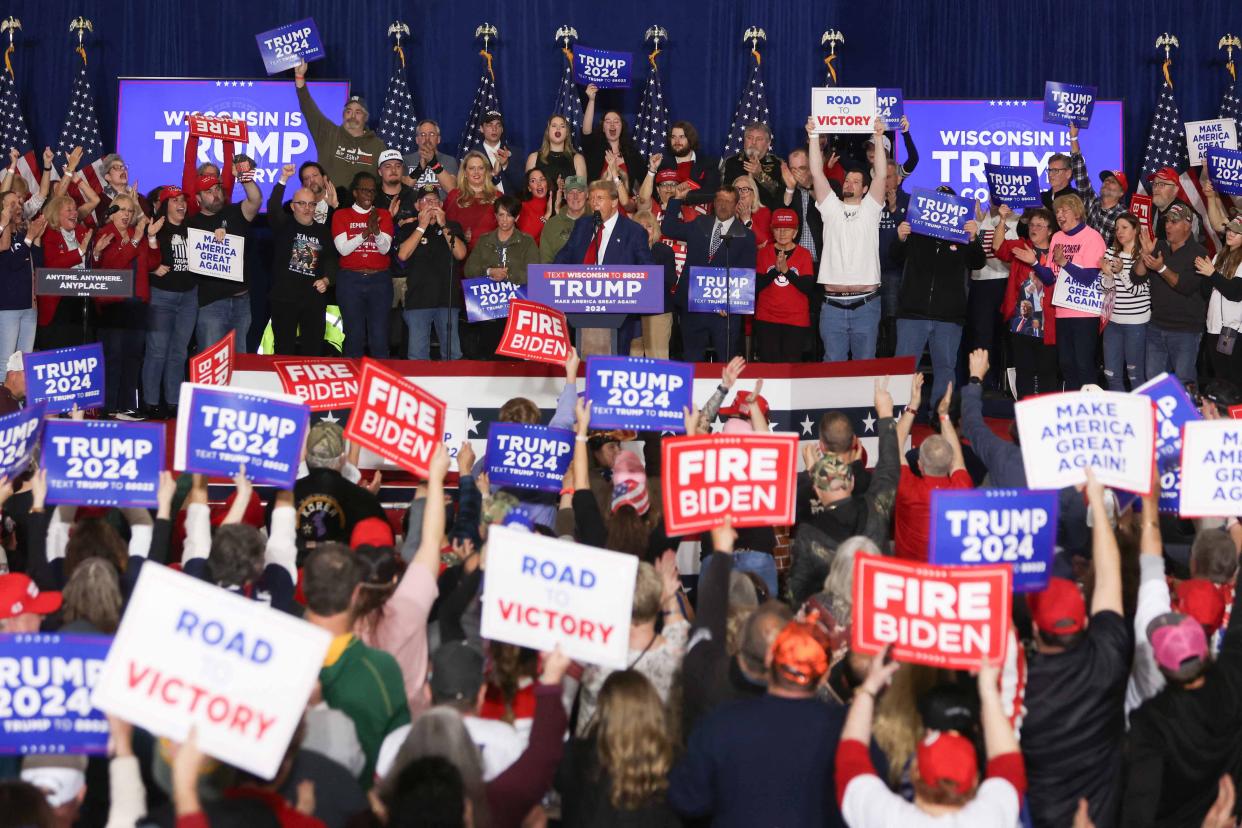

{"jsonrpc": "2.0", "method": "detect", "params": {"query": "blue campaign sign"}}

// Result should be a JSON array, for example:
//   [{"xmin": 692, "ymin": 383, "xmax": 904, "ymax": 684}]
[
  {"xmin": 573, "ymin": 46, "xmax": 633, "ymax": 89},
  {"xmin": 485, "ymin": 423, "xmax": 575, "ymax": 493},
  {"xmin": 462, "ymin": 278, "xmax": 527, "ymax": 322},
  {"xmin": 526, "ymin": 264, "xmax": 666, "ymax": 313},
  {"xmin": 1043, "ymin": 81, "xmax": 1097, "ymax": 127},
  {"xmin": 255, "ymin": 18, "xmax": 326, "ymax": 75},
  {"xmin": 0, "ymin": 404, "xmax": 45, "ymax": 480},
  {"xmin": 906, "ymin": 188, "xmax": 974, "ymax": 243},
  {"xmin": 687, "ymin": 266, "xmax": 756, "ymax": 313},
  {"xmin": 1207, "ymin": 147, "xmax": 1242, "ymax": 197},
  {"xmin": 42, "ymin": 421, "xmax": 165, "ymax": 508},
  {"xmin": 1135, "ymin": 372, "xmax": 1201, "ymax": 513},
  {"xmin": 25, "ymin": 343, "xmax": 104, "ymax": 414},
  {"xmin": 984, "ymin": 164, "xmax": 1043, "ymax": 209},
  {"xmin": 585, "ymin": 356, "xmax": 694, "ymax": 433},
  {"xmin": 175, "ymin": 385, "xmax": 309, "ymax": 488},
  {"xmin": 0, "ymin": 634, "xmax": 112, "ymax": 755},
  {"xmin": 929, "ymin": 488, "xmax": 1058, "ymax": 592},
  {"xmin": 116, "ymin": 79, "xmax": 350, "ymax": 213},
  {"xmin": 876, "ymin": 88, "xmax": 904, "ymax": 130}
]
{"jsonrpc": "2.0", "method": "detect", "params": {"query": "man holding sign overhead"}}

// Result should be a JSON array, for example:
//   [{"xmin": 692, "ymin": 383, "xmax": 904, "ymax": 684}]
[{"xmin": 806, "ymin": 115, "xmax": 887, "ymax": 363}]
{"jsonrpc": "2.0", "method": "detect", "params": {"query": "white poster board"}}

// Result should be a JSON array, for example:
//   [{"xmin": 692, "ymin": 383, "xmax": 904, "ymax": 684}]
[
  {"xmin": 1185, "ymin": 118, "xmax": 1238, "ymax": 167},
  {"xmin": 91, "ymin": 563, "xmax": 330, "ymax": 779},
  {"xmin": 810, "ymin": 87, "xmax": 879, "ymax": 134},
  {"xmin": 187, "ymin": 227, "xmax": 246, "ymax": 282}
]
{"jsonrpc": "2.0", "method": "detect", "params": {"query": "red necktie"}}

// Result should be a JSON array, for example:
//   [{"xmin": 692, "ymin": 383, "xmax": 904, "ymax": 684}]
[{"xmin": 584, "ymin": 226, "xmax": 603, "ymax": 264}]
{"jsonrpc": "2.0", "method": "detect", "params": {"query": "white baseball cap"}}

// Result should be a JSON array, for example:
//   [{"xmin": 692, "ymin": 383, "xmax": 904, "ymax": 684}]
[
  {"xmin": 867, "ymin": 134, "xmax": 893, "ymax": 152},
  {"xmin": 378, "ymin": 149, "xmax": 404, "ymax": 167},
  {"xmin": 22, "ymin": 755, "xmax": 87, "ymax": 807}
]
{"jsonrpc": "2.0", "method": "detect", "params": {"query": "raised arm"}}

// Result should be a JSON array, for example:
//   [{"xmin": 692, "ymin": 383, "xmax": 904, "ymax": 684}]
[
  {"xmin": 411, "ymin": 445, "xmax": 450, "ymax": 578},
  {"xmin": 235, "ymin": 161, "xmax": 262, "ymax": 222},
  {"xmin": 1086, "ymin": 467, "xmax": 1123, "ymax": 617},
  {"xmin": 936, "ymin": 382, "xmax": 966, "ymax": 474},
  {"xmin": 895, "ymin": 372, "xmax": 923, "ymax": 466},
  {"xmin": 868, "ymin": 118, "xmax": 887, "ymax": 206},
  {"xmin": 804, "ymin": 117, "xmax": 832, "ymax": 204},
  {"xmin": 581, "ymin": 84, "xmax": 597, "ymax": 134}
]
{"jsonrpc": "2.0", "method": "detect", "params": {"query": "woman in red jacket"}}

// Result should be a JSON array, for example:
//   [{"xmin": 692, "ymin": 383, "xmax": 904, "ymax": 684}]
[
  {"xmin": 39, "ymin": 194, "xmax": 94, "ymax": 348},
  {"xmin": 996, "ymin": 205, "xmax": 1057, "ymax": 399},
  {"xmin": 93, "ymin": 193, "xmax": 152, "ymax": 418},
  {"xmin": 516, "ymin": 168, "xmax": 553, "ymax": 246}
]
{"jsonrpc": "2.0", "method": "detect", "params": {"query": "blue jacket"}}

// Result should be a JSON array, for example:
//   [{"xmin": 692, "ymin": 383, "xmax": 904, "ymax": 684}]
[
  {"xmin": 660, "ymin": 198, "xmax": 757, "ymax": 311},
  {"xmin": 554, "ymin": 212, "xmax": 654, "ymax": 267}
]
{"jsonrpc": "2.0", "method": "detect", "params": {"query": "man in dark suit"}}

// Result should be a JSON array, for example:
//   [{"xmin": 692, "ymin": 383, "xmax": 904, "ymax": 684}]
[
  {"xmin": 661, "ymin": 186, "xmax": 757, "ymax": 362},
  {"xmin": 554, "ymin": 179, "xmax": 654, "ymax": 267},
  {"xmin": 782, "ymin": 147, "xmax": 824, "ymax": 263},
  {"xmin": 656, "ymin": 121, "xmax": 719, "ymax": 207}
]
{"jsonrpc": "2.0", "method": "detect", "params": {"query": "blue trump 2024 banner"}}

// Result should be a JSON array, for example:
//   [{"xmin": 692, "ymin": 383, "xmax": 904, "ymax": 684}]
[
  {"xmin": 26, "ymin": 343, "xmax": 104, "ymax": 414},
  {"xmin": 876, "ymin": 88, "xmax": 903, "ymax": 131},
  {"xmin": 116, "ymin": 79, "xmax": 350, "ymax": 213},
  {"xmin": 929, "ymin": 488, "xmax": 1058, "ymax": 592},
  {"xmin": 255, "ymin": 18, "xmax": 326, "ymax": 75},
  {"xmin": 463, "ymin": 278, "xmax": 527, "ymax": 322},
  {"xmin": 526, "ymin": 265, "xmax": 665, "ymax": 314},
  {"xmin": 1136, "ymin": 372, "xmax": 1200, "ymax": 514},
  {"xmin": 573, "ymin": 47, "xmax": 633, "ymax": 89},
  {"xmin": 586, "ymin": 356, "xmax": 693, "ymax": 433},
  {"xmin": 905, "ymin": 189, "xmax": 974, "ymax": 244},
  {"xmin": 175, "ymin": 385, "xmax": 309, "ymax": 488},
  {"xmin": 687, "ymin": 266, "xmax": 756, "ymax": 313},
  {"xmin": 985, "ymin": 164, "xmax": 1043, "ymax": 209},
  {"xmin": 0, "ymin": 404, "xmax": 45, "ymax": 480},
  {"xmin": 0, "ymin": 634, "xmax": 112, "ymax": 755},
  {"xmin": 42, "ymin": 421, "xmax": 165, "ymax": 508},
  {"xmin": 485, "ymin": 423, "xmax": 575, "ymax": 493},
  {"xmin": 1043, "ymin": 81, "xmax": 1097, "ymax": 127},
  {"xmin": 1207, "ymin": 147, "xmax": 1242, "ymax": 197}
]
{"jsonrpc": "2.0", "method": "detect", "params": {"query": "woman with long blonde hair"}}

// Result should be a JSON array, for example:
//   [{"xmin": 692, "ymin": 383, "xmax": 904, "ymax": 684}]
[
  {"xmin": 557, "ymin": 670, "xmax": 679, "ymax": 826},
  {"xmin": 525, "ymin": 114, "xmax": 587, "ymax": 186},
  {"xmin": 732, "ymin": 174, "xmax": 772, "ymax": 246},
  {"xmin": 445, "ymin": 150, "xmax": 499, "ymax": 252}
]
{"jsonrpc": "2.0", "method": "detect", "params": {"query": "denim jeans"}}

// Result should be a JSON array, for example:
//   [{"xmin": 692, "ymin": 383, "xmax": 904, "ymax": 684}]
[
  {"xmin": 337, "ymin": 269, "xmax": 392, "ymax": 358},
  {"xmin": 0, "ymin": 308, "xmax": 36, "ymax": 369},
  {"xmin": 1101, "ymin": 321, "xmax": 1148, "ymax": 391},
  {"xmin": 196, "ymin": 294, "xmax": 251, "ymax": 355},
  {"xmin": 820, "ymin": 297, "xmax": 881, "ymax": 362},
  {"xmin": 404, "ymin": 307, "xmax": 461, "ymax": 360},
  {"xmin": 700, "ymin": 549, "xmax": 778, "ymax": 599},
  {"xmin": 1146, "ymin": 325, "xmax": 1201, "ymax": 385},
  {"xmin": 144, "ymin": 287, "xmax": 198, "ymax": 407},
  {"xmin": 1055, "ymin": 316, "xmax": 1099, "ymax": 391},
  {"xmin": 896, "ymin": 318, "xmax": 963, "ymax": 405}
]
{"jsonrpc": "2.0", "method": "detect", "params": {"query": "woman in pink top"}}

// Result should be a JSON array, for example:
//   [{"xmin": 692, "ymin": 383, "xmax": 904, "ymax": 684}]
[
  {"xmin": 1033, "ymin": 194, "xmax": 1107, "ymax": 390},
  {"xmin": 352, "ymin": 444, "xmax": 453, "ymax": 718}
]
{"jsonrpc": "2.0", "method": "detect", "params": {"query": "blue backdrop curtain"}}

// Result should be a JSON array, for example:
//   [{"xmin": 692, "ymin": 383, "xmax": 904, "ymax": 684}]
[{"xmin": 6, "ymin": 0, "xmax": 1242, "ymax": 185}]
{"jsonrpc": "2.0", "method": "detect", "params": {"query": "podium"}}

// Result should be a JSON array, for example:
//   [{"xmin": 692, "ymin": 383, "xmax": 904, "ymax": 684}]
[
  {"xmin": 526, "ymin": 264, "xmax": 666, "ymax": 357},
  {"xmin": 567, "ymin": 313, "xmax": 626, "ymax": 356}
]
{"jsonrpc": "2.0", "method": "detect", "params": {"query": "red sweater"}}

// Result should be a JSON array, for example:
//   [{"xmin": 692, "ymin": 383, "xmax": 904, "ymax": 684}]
[
  {"xmin": 94, "ymin": 223, "xmax": 152, "ymax": 304},
  {"xmin": 332, "ymin": 207, "xmax": 394, "ymax": 272},
  {"xmin": 998, "ymin": 238, "xmax": 1057, "ymax": 346},
  {"xmin": 38, "ymin": 224, "xmax": 91, "ymax": 325},
  {"xmin": 742, "ymin": 206, "xmax": 773, "ymax": 247},
  {"xmin": 444, "ymin": 190, "xmax": 498, "ymax": 252},
  {"xmin": 755, "ymin": 243, "xmax": 816, "ymax": 326},
  {"xmin": 517, "ymin": 197, "xmax": 547, "ymax": 244}
]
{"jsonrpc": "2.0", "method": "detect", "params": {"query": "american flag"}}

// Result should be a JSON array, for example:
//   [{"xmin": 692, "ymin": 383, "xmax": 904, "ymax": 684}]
[
  {"xmin": 1138, "ymin": 76, "xmax": 1219, "ymax": 254},
  {"xmin": 633, "ymin": 52, "xmax": 668, "ymax": 159},
  {"xmin": 1219, "ymin": 77, "xmax": 1241, "ymax": 124},
  {"xmin": 55, "ymin": 50, "xmax": 107, "ymax": 209},
  {"xmin": 0, "ymin": 43, "xmax": 40, "ymax": 192},
  {"xmin": 721, "ymin": 53, "xmax": 770, "ymax": 159},
  {"xmin": 456, "ymin": 51, "xmax": 502, "ymax": 157},
  {"xmin": 551, "ymin": 48, "xmax": 583, "ymax": 151},
  {"xmin": 376, "ymin": 47, "xmax": 417, "ymax": 154}
]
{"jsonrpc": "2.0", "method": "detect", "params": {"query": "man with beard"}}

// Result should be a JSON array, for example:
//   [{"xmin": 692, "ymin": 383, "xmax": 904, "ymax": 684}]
[
  {"xmin": 403, "ymin": 119, "xmax": 458, "ymax": 198},
  {"xmin": 657, "ymin": 121, "xmax": 719, "ymax": 207},
  {"xmin": 720, "ymin": 122, "xmax": 783, "ymax": 211},
  {"xmin": 333, "ymin": 171, "xmax": 395, "ymax": 358},
  {"xmin": 186, "ymin": 161, "xmax": 262, "ymax": 353},
  {"xmin": 540, "ymin": 175, "xmax": 590, "ymax": 261},
  {"xmin": 298, "ymin": 161, "xmax": 339, "ymax": 225},
  {"xmin": 1148, "ymin": 166, "xmax": 1201, "ymax": 241},
  {"xmin": 295, "ymin": 59, "xmax": 387, "ymax": 187},
  {"xmin": 1068, "ymin": 123, "xmax": 1128, "ymax": 245}
]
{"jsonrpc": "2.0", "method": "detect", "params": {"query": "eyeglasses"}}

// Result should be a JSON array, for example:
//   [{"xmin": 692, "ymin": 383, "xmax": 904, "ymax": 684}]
[
  {"xmin": 416, "ymin": 131, "xmax": 439, "ymax": 139},
  {"xmin": 290, "ymin": 201, "xmax": 315, "ymax": 208},
  {"xmin": 736, "ymin": 186, "xmax": 754, "ymax": 192},
  {"xmin": 1048, "ymin": 166, "xmax": 1070, "ymax": 174},
  {"xmin": 109, "ymin": 164, "xmax": 128, "ymax": 172}
]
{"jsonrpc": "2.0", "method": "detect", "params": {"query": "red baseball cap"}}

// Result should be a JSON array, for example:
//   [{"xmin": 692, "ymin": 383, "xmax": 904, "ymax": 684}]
[
  {"xmin": 197, "ymin": 175, "xmax": 221, "ymax": 192},
  {"xmin": 0, "ymin": 574, "xmax": 62, "ymax": 620},
  {"xmin": 655, "ymin": 169, "xmax": 680, "ymax": 185},
  {"xmin": 1174, "ymin": 579, "xmax": 1226, "ymax": 632},
  {"xmin": 770, "ymin": 208, "xmax": 799, "ymax": 229},
  {"xmin": 1099, "ymin": 170, "xmax": 1129, "ymax": 193},
  {"xmin": 1027, "ymin": 577, "xmax": 1086, "ymax": 635},
  {"xmin": 916, "ymin": 730, "xmax": 978, "ymax": 793},
  {"xmin": 351, "ymin": 516, "xmax": 395, "ymax": 549},
  {"xmin": 158, "ymin": 186, "xmax": 185, "ymax": 204},
  {"xmin": 1147, "ymin": 167, "xmax": 1180, "ymax": 185},
  {"xmin": 719, "ymin": 392, "xmax": 770, "ymax": 420},
  {"xmin": 770, "ymin": 615, "xmax": 829, "ymax": 687}
]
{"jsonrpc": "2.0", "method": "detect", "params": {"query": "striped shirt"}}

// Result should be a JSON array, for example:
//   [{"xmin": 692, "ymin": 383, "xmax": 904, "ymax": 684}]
[{"xmin": 1103, "ymin": 250, "xmax": 1150, "ymax": 324}]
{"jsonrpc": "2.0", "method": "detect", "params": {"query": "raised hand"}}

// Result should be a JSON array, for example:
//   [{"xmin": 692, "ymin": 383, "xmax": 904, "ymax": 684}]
[
  {"xmin": 721, "ymin": 355, "xmax": 746, "ymax": 388},
  {"xmin": 874, "ymin": 376, "xmax": 894, "ymax": 419}
]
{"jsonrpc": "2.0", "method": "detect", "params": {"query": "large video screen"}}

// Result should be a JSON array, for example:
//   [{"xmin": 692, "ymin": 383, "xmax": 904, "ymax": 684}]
[
  {"xmin": 116, "ymin": 78, "xmax": 351, "ymax": 212},
  {"xmin": 899, "ymin": 99, "xmax": 1125, "ymax": 205}
]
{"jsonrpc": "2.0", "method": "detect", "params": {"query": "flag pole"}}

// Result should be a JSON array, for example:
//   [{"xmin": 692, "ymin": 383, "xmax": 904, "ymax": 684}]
[
  {"xmin": 822, "ymin": 29, "xmax": 844, "ymax": 86},
  {"xmin": 1221, "ymin": 33, "xmax": 1240, "ymax": 84}
]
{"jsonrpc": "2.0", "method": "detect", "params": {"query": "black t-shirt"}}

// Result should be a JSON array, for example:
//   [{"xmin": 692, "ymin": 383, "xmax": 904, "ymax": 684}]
[
  {"xmin": 402, "ymin": 220, "xmax": 464, "ymax": 310},
  {"xmin": 154, "ymin": 223, "xmax": 196, "ymax": 293},
  {"xmin": 269, "ymin": 214, "xmax": 336, "ymax": 304},
  {"xmin": 187, "ymin": 204, "xmax": 252, "ymax": 306},
  {"xmin": 288, "ymin": 467, "xmax": 386, "ymax": 555},
  {"xmin": 1022, "ymin": 610, "xmax": 1133, "ymax": 828}
]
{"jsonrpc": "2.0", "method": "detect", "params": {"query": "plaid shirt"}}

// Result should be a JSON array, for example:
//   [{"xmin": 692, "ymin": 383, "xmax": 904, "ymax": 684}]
[{"xmin": 1071, "ymin": 151, "xmax": 1126, "ymax": 246}]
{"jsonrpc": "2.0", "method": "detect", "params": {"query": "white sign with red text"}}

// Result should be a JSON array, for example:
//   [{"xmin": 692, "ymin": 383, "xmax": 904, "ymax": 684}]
[
  {"xmin": 661, "ymin": 433, "xmax": 798, "ymax": 535},
  {"xmin": 496, "ymin": 299, "xmax": 572, "ymax": 365},
  {"xmin": 811, "ymin": 87, "xmax": 878, "ymax": 134},
  {"xmin": 272, "ymin": 358, "xmax": 358, "ymax": 411},
  {"xmin": 852, "ymin": 555, "xmax": 1011, "ymax": 670},
  {"xmin": 480, "ymin": 526, "xmax": 638, "ymax": 669},
  {"xmin": 343, "ymin": 358, "xmax": 445, "ymax": 477},
  {"xmin": 91, "ymin": 563, "xmax": 330, "ymax": 779},
  {"xmin": 188, "ymin": 330, "xmax": 234, "ymax": 387}
]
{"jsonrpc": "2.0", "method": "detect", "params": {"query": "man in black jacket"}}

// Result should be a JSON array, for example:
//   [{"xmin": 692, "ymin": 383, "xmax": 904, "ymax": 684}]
[
  {"xmin": 657, "ymin": 121, "xmax": 718, "ymax": 207},
  {"xmin": 781, "ymin": 147, "xmax": 824, "ymax": 263},
  {"xmin": 268, "ymin": 165, "xmax": 338, "ymax": 356},
  {"xmin": 720, "ymin": 122, "xmax": 784, "ymax": 211},
  {"xmin": 890, "ymin": 189, "xmax": 985, "ymax": 405}
]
